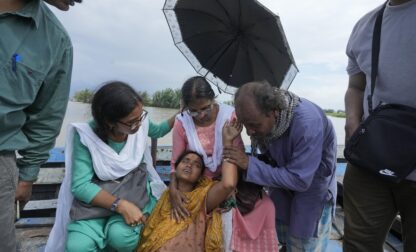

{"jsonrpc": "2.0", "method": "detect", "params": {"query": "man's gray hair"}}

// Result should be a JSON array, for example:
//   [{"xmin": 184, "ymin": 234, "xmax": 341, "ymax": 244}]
[{"xmin": 234, "ymin": 81, "xmax": 288, "ymax": 114}]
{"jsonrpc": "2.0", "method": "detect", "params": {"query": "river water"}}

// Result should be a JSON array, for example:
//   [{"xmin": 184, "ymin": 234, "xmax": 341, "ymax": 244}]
[{"xmin": 56, "ymin": 102, "xmax": 346, "ymax": 149}]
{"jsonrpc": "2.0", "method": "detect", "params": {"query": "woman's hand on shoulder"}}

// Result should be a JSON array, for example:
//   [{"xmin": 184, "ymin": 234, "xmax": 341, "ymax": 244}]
[
  {"xmin": 169, "ymin": 187, "xmax": 190, "ymax": 222},
  {"xmin": 222, "ymin": 119, "xmax": 243, "ymax": 146},
  {"xmin": 116, "ymin": 199, "xmax": 146, "ymax": 226}
]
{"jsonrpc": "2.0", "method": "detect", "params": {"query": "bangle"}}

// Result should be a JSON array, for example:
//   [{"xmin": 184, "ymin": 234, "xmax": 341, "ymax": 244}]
[{"xmin": 110, "ymin": 197, "xmax": 121, "ymax": 212}]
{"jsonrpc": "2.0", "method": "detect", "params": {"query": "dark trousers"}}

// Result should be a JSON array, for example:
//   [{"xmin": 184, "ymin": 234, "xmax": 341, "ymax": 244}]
[
  {"xmin": 343, "ymin": 164, "xmax": 416, "ymax": 252},
  {"xmin": 0, "ymin": 152, "xmax": 18, "ymax": 252}
]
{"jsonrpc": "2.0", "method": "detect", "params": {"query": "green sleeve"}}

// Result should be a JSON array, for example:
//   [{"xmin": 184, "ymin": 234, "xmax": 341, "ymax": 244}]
[
  {"xmin": 148, "ymin": 120, "xmax": 171, "ymax": 139},
  {"xmin": 70, "ymin": 132, "xmax": 102, "ymax": 204},
  {"xmin": 17, "ymin": 45, "xmax": 73, "ymax": 181}
]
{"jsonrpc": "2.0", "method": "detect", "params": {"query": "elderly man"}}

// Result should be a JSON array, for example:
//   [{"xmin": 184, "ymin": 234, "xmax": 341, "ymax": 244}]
[
  {"xmin": 0, "ymin": 0, "xmax": 81, "ymax": 250},
  {"xmin": 223, "ymin": 81, "xmax": 337, "ymax": 251}
]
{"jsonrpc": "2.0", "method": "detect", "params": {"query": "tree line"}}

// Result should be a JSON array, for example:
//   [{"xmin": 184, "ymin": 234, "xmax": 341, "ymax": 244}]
[
  {"xmin": 73, "ymin": 89, "xmax": 345, "ymax": 116},
  {"xmin": 323, "ymin": 109, "xmax": 346, "ymax": 118},
  {"xmin": 73, "ymin": 88, "xmax": 181, "ymax": 109}
]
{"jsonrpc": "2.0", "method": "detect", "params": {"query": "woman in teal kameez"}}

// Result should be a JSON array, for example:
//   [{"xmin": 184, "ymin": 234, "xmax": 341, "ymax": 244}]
[{"xmin": 46, "ymin": 81, "xmax": 175, "ymax": 252}]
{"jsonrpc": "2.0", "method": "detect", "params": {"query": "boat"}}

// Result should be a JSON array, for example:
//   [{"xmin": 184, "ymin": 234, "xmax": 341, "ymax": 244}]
[{"xmin": 15, "ymin": 146, "xmax": 404, "ymax": 252}]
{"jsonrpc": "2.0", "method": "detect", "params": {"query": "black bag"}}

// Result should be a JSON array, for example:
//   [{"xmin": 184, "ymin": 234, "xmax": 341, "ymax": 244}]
[
  {"xmin": 344, "ymin": 3, "xmax": 416, "ymax": 183},
  {"xmin": 70, "ymin": 163, "xmax": 149, "ymax": 220}
]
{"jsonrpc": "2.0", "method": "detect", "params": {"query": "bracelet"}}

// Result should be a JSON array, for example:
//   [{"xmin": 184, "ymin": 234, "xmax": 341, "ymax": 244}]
[{"xmin": 110, "ymin": 197, "xmax": 121, "ymax": 212}]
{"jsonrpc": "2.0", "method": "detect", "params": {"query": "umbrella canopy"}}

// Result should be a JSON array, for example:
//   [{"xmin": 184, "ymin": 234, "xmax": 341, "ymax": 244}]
[{"xmin": 163, "ymin": 0, "xmax": 298, "ymax": 94}]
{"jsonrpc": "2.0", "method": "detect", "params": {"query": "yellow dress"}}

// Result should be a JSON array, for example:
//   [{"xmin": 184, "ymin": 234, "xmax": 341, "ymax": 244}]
[{"xmin": 138, "ymin": 177, "xmax": 223, "ymax": 252}]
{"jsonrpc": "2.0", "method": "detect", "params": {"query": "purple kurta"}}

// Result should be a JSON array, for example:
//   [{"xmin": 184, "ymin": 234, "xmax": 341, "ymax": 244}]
[{"xmin": 246, "ymin": 98, "xmax": 337, "ymax": 239}]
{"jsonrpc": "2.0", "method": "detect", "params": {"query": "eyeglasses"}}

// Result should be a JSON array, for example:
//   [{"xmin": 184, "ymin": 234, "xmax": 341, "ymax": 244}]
[
  {"xmin": 186, "ymin": 103, "xmax": 214, "ymax": 117},
  {"xmin": 118, "ymin": 110, "xmax": 148, "ymax": 130}
]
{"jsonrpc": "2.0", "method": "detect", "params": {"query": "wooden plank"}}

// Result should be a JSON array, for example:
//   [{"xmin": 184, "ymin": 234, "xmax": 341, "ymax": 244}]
[
  {"xmin": 15, "ymin": 217, "xmax": 55, "ymax": 228},
  {"xmin": 35, "ymin": 168, "xmax": 65, "ymax": 185},
  {"xmin": 24, "ymin": 199, "xmax": 57, "ymax": 211},
  {"xmin": 155, "ymin": 165, "xmax": 171, "ymax": 182}
]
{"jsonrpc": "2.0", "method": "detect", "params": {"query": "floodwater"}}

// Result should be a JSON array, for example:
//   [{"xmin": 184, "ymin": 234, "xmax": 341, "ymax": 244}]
[
  {"xmin": 56, "ymin": 101, "xmax": 179, "ymax": 147},
  {"xmin": 56, "ymin": 102, "xmax": 346, "ymax": 149}
]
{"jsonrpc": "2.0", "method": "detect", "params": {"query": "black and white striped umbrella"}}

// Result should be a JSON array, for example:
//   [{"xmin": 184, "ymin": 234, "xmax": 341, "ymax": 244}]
[{"xmin": 163, "ymin": 0, "xmax": 298, "ymax": 94}]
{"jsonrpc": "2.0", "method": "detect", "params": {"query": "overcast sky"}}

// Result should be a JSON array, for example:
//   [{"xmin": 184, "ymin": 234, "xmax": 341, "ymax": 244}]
[{"xmin": 50, "ymin": 0, "xmax": 384, "ymax": 110}]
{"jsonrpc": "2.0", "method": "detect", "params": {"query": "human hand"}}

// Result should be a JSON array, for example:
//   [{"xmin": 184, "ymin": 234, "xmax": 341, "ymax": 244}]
[
  {"xmin": 116, "ymin": 199, "xmax": 146, "ymax": 226},
  {"xmin": 223, "ymin": 146, "xmax": 249, "ymax": 169},
  {"xmin": 169, "ymin": 188, "xmax": 190, "ymax": 222},
  {"xmin": 222, "ymin": 119, "xmax": 243, "ymax": 146},
  {"xmin": 345, "ymin": 118, "xmax": 360, "ymax": 143},
  {"xmin": 44, "ymin": 0, "xmax": 82, "ymax": 11},
  {"xmin": 15, "ymin": 181, "xmax": 33, "ymax": 209}
]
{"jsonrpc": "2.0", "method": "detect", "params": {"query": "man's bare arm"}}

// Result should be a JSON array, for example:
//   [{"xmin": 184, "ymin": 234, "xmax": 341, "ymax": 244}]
[{"xmin": 344, "ymin": 72, "xmax": 366, "ymax": 141}]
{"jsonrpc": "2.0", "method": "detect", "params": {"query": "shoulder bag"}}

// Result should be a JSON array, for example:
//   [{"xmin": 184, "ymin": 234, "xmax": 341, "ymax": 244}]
[{"xmin": 70, "ymin": 163, "xmax": 149, "ymax": 220}]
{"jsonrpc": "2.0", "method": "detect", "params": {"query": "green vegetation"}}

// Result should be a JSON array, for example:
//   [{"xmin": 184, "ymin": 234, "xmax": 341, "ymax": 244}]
[
  {"xmin": 72, "ymin": 88, "xmax": 181, "ymax": 109},
  {"xmin": 223, "ymin": 100, "xmax": 234, "ymax": 106},
  {"xmin": 324, "ymin": 109, "xmax": 346, "ymax": 118},
  {"xmin": 152, "ymin": 88, "xmax": 181, "ymax": 109},
  {"xmin": 73, "ymin": 89, "xmax": 94, "ymax": 103},
  {"xmin": 73, "ymin": 89, "xmax": 345, "ymax": 116},
  {"xmin": 137, "ymin": 91, "xmax": 152, "ymax": 106}
]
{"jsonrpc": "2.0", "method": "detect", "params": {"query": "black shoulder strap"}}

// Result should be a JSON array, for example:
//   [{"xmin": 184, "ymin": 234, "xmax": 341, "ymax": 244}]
[{"xmin": 368, "ymin": 3, "xmax": 388, "ymax": 113}]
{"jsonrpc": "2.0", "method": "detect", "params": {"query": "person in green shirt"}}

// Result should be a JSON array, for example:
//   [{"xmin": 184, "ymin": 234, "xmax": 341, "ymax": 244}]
[
  {"xmin": 0, "ymin": 0, "xmax": 78, "ymax": 250},
  {"xmin": 46, "ymin": 81, "xmax": 176, "ymax": 252}
]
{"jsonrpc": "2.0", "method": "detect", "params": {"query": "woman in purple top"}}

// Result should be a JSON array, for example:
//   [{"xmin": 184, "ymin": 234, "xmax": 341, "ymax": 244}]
[{"xmin": 223, "ymin": 81, "xmax": 337, "ymax": 252}]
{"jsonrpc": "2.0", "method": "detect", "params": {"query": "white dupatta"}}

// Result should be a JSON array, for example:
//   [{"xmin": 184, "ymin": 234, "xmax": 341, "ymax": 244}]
[
  {"xmin": 177, "ymin": 103, "xmax": 234, "ymax": 173},
  {"xmin": 45, "ymin": 119, "xmax": 166, "ymax": 252}
]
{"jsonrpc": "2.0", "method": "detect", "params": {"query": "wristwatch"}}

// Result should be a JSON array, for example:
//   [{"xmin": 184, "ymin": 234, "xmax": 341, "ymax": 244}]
[{"xmin": 110, "ymin": 197, "xmax": 121, "ymax": 212}]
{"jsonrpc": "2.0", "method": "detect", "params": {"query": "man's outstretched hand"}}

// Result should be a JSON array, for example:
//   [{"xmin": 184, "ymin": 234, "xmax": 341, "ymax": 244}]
[{"xmin": 44, "ymin": 0, "xmax": 82, "ymax": 11}]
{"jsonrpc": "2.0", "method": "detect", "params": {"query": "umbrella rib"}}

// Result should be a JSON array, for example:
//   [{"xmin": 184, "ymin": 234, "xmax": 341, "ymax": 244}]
[
  {"xmin": 205, "ymin": 37, "xmax": 238, "ymax": 71},
  {"xmin": 247, "ymin": 45, "xmax": 256, "ymax": 85},
  {"xmin": 245, "ymin": 33, "xmax": 286, "ymax": 57},
  {"xmin": 245, "ymin": 39, "xmax": 280, "ymax": 85},
  {"xmin": 174, "ymin": 8, "xmax": 230, "ymax": 28},
  {"xmin": 175, "ymin": 30, "xmax": 232, "ymax": 45},
  {"xmin": 243, "ymin": 16, "xmax": 291, "ymax": 57},
  {"xmin": 238, "ymin": 0, "xmax": 242, "ymax": 29},
  {"xmin": 231, "ymin": 41, "xmax": 255, "ymax": 86},
  {"xmin": 177, "ymin": 35, "xmax": 237, "ymax": 76},
  {"xmin": 244, "ymin": 15, "xmax": 278, "ymax": 30},
  {"xmin": 214, "ymin": 0, "xmax": 234, "ymax": 26}
]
